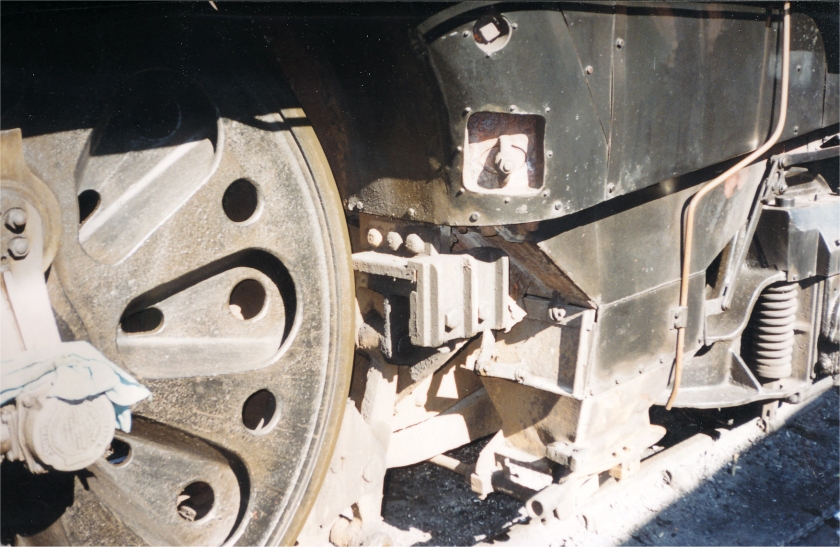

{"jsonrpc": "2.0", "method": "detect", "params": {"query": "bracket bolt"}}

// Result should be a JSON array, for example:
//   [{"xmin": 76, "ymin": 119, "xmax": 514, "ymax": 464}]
[
  {"xmin": 548, "ymin": 307, "xmax": 567, "ymax": 321},
  {"xmin": 405, "ymin": 233, "xmax": 425, "ymax": 255},
  {"xmin": 4, "ymin": 208, "xmax": 27, "ymax": 232},
  {"xmin": 386, "ymin": 231, "xmax": 403, "ymax": 251},
  {"xmin": 366, "ymin": 228, "xmax": 383, "ymax": 248},
  {"xmin": 8, "ymin": 237, "xmax": 29, "ymax": 259},
  {"xmin": 444, "ymin": 309, "xmax": 461, "ymax": 330}
]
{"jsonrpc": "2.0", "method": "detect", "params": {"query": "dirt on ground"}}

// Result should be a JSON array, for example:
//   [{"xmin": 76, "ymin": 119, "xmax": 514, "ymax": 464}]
[{"xmin": 382, "ymin": 388, "xmax": 840, "ymax": 546}]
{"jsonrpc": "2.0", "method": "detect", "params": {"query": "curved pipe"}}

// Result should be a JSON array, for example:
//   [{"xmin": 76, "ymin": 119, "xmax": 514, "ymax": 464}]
[{"xmin": 666, "ymin": 2, "xmax": 791, "ymax": 410}]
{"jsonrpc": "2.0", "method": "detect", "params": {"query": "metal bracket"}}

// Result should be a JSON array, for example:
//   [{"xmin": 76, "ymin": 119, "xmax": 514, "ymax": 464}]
[
  {"xmin": 671, "ymin": 306, "xmax": 688, "ymax": 330},
  {"xmin": 353, "ymin": 249, "xmax": 511, "ymax": 347}
]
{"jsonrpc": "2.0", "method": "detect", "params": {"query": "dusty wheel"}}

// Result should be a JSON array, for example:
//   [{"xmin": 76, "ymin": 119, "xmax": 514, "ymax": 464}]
[{"xmin": 1, "ymin": 7, "xmax": 354, "ymax": 546}]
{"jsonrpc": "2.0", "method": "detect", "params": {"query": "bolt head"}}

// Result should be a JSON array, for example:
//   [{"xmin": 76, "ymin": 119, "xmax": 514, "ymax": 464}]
[
  {"xmin": 8, "ymin": 237, "xmax": 29, "ymax": 259},
  {"xmin": 4, "ymin": 208, "xmax": 27, "ymax": 232},
  {"xmin": 386, "ymin": 231, "xmax": 403, "ymax": 251},
  {"xmin": 405, "ymin": 233, "xmax": 425, "ymax": 255},
  {"xmin": 444, "ymin": 309, "xmax": 461, "ymax": 330},
  {"xmin": 366, "ymin": 228, "xmax": 383, "ymax": 248},
  {"xmin": 469, "ymin": 212, "xmax": 480, "ymax": 223}
]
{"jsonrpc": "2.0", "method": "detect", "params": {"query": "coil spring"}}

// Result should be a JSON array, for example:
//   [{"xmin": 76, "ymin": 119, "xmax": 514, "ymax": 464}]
[{"xmin": 751, "ymin": 282, "xmax": 799, "ymax": 379}]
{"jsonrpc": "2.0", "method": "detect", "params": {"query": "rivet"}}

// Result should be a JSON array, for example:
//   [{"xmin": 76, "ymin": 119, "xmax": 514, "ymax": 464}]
[
  {"xmin": 543, "ymin": 190, "xmax": 550, "ymax": 197},
  {"xmin": 545, "ymin": 106, "xmax": 551, "ymax": 113},
  {"xmin": 547, "ymin": 150, "xmax": 553, "ymax": 158},
  {"xmin": 463, "ymin": 106, "xmax": 472, "ymax": 116},
  {"xmin": 607, "ymin": 183, "xmax": 616, "ymax": 194},
  {"xmin": 463, "ymin": 30, "xmax": 470, "ymax": 38},
  {"xmin": 407, "ymin": 207, "xmax": 416, "ymax": 218},
  {"xmin": 511, "ymin": 23, "xmax": 518, "ymax": 30},
  {"xmin": 615, "ymin": 38, "xmax": 624, "ymax": 49},
  {"xmin": 504, "ymin": 197, "xmax": 511, "ymax": 203},
  {"xmin": 509, "ymin": 105, "xmax": 516, "ymax": 112},
  {"xmin": 793, "ymin": 125, "xmax": 799, "ymax": 134},
  {"xmin": 553, "ymin": 201, "xmax": 562, "ymax": 211},
  {"xmin": 469, "ymin": 212, "xmax": 480, "ymax": 222},
  {"xmin": 456, "ymin": 145, "xmax": 463, "ymax": 152},
  {"xmin": 585, "ymin": 65, "xmax": 594, "ymax": 74}
]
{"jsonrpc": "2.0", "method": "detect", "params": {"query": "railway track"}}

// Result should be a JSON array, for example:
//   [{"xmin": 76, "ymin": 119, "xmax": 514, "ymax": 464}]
[{"xmin": 383, "ymin": 382, "xmax": 840, "ymax": 546}]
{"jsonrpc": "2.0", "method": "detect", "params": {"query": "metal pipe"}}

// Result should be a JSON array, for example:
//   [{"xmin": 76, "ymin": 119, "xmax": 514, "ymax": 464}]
[
  {"xmin": 426, "ymin": 454, "xmax": 474, "ymax": 477},
  {"xmin": 666, "ymin": 2, "xmax": 792, "ymax": 410}
]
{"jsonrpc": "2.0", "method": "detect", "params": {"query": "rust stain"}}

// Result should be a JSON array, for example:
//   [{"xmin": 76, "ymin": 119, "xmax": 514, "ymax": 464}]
[{"xmin": 723, "ymin": 171, "xmax": 743, "ymax": 199}]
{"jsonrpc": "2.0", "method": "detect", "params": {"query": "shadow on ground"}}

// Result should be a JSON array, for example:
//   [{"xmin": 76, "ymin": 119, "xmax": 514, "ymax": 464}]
[
  {"xmin": 625, "ymin": 389, "xmax": 840, "ymax": 546},
  {"xmin": 382, "ymin": 437, "xmax": 523, "ymax": 546}
]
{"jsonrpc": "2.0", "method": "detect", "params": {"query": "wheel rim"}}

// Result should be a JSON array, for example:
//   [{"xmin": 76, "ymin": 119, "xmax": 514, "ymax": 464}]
[{"xmin": 2, "ymin": 15, "xmax": 354, "ymax": 546}]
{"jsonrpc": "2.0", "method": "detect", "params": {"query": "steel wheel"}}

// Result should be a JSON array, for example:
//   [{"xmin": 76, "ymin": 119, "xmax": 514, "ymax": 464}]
[{"xmin": 1, "ymin": 9, "xmax": 354, "ymax": 546}]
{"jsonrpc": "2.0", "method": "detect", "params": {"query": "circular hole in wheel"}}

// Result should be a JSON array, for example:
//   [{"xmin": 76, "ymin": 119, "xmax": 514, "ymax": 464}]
[
  {"xmin": 242, "ymin": 389, "xmax": 278, "ymax": 433},
  {"xmin": 229, "ymin": 279, "xmax": 266, "ymax": 321},
  {"xmin": 105, "ymin": 438, "xmax": 132, "ymax": 466},
  {"xmin": 222, "ymin": 179, "xmax": 259, "ymax": 223},
  {"xmin": 120, "ymin": 307, "xmax": 164, "ymax": 334},
  {"xmin": 78, "ymin": 190, "xmax": 101, "ymax": 224},
  {"xmin": 176, "ymin": 482, "xmax": 214, "ymax": 522}
]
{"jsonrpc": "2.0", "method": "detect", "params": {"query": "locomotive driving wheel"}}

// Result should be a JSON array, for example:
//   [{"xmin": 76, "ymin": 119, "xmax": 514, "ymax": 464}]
[{"xmin": 1, "ymin": 9, "xmax": 354, "ymax": 546}]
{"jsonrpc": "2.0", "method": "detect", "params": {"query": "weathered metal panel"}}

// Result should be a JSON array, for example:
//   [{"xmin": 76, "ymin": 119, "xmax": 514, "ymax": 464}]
[
  {"xmin": 536, "ymin": 161, "xmax": 765, "ymax": 304},
  {"xmin": 586, "ymin": 273, "xmax": 705, "ymax": 395},
  {"xmin": 607, "ymin": 3, "xmax": 777, "ymax": 197},
  {"xmin": 421, "ymin": 6, "xmax": 610, "ymax": 225}
]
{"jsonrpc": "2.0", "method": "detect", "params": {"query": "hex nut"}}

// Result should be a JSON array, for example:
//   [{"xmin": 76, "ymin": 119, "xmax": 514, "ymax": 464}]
[
  {"xmin": 405, "ymin": 233, "xmax": 425, "ymax": 255},
  {"xmin": 444, "ymin": 309, "xmax": 461, "ymax": 330},
  {"xmin": 386, "ymin": 231, "xmax": 403, "ymax": 251},
  {"xmin": 8, "ymin": 237, "xmax": 29, "ymax": 259},
  {"xmin": 4, "ymin": 208, "xmax": 27, "ymax": 232},
  {"xmin": 367, "ymin": 228, "xmax": 383, "ymax": 248}
]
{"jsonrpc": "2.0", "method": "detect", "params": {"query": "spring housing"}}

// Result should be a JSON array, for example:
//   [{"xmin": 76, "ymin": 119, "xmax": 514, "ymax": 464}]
[{"xmin": 751, "ymin": 282, "xmax": 799, "ymax": 379}]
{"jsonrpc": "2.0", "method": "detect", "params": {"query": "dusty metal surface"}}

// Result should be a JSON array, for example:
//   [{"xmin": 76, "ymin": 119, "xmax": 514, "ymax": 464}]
[
  {"xmin": 381, "ymin": 387, "xmax": 839, "ymax": 547},
  {"xmin": 2, "ymin": 3, "xmax": 839, "ymax": 547}
]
